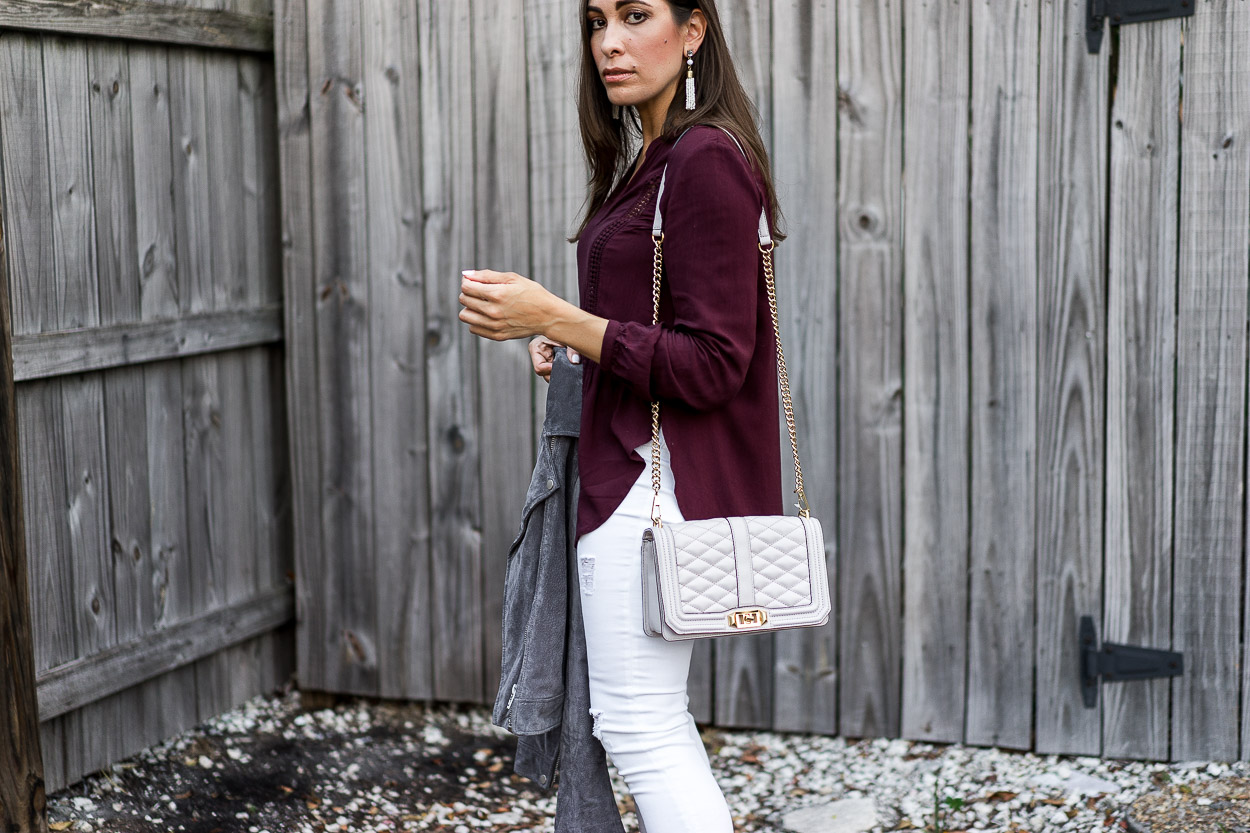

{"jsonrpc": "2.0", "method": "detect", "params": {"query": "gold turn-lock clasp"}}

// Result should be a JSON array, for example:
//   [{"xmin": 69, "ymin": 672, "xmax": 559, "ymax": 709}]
[{"xmin": 727, "ymin": 608, "xmax": 769, "ymax": 629}]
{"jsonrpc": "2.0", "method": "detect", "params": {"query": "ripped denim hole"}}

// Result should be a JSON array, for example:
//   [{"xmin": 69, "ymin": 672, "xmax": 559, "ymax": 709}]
[
  {"xmin": 578, "ymin": 555, "xmax": 596, "ymax": 595},
  {"xmin": 589, "ymin": 707, "xmax": 604, "ymax": 741}
]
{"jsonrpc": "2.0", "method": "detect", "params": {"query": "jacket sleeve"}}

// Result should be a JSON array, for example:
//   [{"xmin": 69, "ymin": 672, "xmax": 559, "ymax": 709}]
[{"xmin": 597, "ymin": 131, "xmax": 764, "ymax": 412}]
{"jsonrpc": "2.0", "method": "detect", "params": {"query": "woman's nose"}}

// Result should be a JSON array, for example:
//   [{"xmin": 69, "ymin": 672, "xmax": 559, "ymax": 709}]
[{"xmin": 599, "ymin": 22, "xmax": 625, "ymax": 56}]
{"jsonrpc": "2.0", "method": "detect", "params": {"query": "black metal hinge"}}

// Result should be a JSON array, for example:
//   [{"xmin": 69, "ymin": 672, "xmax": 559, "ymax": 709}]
[
  {"xmin": 1087, "ymin": 0, "xmax": 1194, "ymax": 53},
  {"xmin": 1080, "ymin": 616, "xmax": 1184, "ymax": 708}
]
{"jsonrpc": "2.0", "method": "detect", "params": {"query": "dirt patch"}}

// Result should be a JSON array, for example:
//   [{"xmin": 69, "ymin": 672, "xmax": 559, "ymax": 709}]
[{"xmin": 47, "ymin": 688, "xmax": 564, "ymax": 833}]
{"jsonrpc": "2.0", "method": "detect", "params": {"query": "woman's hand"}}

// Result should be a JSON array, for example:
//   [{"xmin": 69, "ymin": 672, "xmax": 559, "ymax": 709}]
[
  {"xmin": 529, "ymin": 336, "xmax": 581, "ymax": 383},
  {"xmin": 458, "ymin": 269, "xmax": 554, "ymax": 341}
]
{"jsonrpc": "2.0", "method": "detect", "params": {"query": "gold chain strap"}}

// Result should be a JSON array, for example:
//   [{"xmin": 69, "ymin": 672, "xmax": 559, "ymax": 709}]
[{"xmin": 649, "ymin": 234, "xmax": 810, "ymax": 527}]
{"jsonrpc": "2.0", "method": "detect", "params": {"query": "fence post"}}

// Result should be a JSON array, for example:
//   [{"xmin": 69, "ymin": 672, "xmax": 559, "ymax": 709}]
[{"xmin": 0, "ymin": 204, "xmax": 48, "ymax": 830}]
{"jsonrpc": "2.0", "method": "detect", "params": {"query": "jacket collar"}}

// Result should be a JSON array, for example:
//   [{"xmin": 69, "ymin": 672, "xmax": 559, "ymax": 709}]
[{"xmin": 542, "ymin": 348, "xmax": 582, "ymax": 438}]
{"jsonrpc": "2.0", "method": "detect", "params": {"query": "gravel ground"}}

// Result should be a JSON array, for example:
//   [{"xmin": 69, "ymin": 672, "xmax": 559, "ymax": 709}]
[{"xmin": 45, "ymin": 681, "xmax": 1248, "ymax": 833}]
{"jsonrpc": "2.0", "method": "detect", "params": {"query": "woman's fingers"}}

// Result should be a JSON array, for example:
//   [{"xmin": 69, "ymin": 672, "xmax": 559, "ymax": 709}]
[{"xmin": 529, "ymin": 335, "xmax": 554, "ymax": 380}]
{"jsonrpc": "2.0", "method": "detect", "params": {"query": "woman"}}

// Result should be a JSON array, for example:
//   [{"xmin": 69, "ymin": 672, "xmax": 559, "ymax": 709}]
[{"xmin": 458, "ymin": 1, "xmax": 785, "ymax": 828}]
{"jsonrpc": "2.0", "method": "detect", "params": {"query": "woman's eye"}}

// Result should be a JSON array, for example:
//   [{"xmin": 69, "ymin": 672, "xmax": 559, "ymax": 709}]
[
  {"xmin": 587, "ymin": 17, "xmax": 605, "ymax": 31},
  {"xmin": 625, "ymin": 10, "xmax": 647, "ymax": 23}
]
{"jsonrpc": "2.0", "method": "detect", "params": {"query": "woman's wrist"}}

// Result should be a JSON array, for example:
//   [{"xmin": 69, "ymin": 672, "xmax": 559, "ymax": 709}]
[{"xmin": 543, "ymin": 295, "xmax": 607, "ymax": 365}]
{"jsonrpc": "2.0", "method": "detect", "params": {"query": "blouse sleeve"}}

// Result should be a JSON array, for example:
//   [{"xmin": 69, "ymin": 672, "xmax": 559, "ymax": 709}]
[{"xmin": 598, "ymin": 131, "xmax": 764, "ymax": 412}]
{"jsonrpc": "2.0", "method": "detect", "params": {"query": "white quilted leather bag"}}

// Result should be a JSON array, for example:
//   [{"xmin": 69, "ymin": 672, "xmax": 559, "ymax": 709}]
[
  {"xmin": 642, "ymin": 516, "xmax": 829, "ymax": 640},
  {"xmin": 640, "ymin": 126, "xmax": 831, "ymax": 641}
]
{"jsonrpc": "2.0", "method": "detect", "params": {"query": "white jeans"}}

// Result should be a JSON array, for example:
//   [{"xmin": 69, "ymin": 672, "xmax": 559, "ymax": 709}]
[{"xmin": 575, "ymin": 431, "xmax": 735, "ymax": 833}]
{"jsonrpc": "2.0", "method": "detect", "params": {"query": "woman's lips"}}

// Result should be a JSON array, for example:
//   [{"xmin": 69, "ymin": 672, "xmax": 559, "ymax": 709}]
[{"xmin": 603, "ymin": 70, "xmax": 633, "ymax": 83}]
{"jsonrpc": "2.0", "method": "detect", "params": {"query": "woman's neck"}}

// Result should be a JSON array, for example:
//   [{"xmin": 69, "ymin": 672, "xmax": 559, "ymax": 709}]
[{"xmin": 636, "ymin": 76, "xmax": 680, "ymax": 154}]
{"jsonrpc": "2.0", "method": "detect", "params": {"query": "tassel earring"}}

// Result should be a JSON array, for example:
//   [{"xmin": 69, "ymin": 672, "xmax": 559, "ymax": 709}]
[
  {"xmin": 685, "ymin": 49, "xmax": 696, "ymax": 110},
  {"xmin": 612, "ymin": 102, "xmax": 621, "ymax": 119}
]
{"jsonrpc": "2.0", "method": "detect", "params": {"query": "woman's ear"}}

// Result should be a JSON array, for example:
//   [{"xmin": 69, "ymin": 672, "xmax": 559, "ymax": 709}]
[{"xmin": 684, "ymin": 9, "xmax": 707, "ymax": 53}]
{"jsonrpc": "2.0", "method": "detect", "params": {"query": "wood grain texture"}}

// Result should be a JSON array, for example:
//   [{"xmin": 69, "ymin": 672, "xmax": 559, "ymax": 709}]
[
  {"xmin": 0, "ymin": 60, "xmax": 48, "ymax": 832},
  {"xmin": 418, "ymin": 0, "xmax": 482, "ymax": 702},
  {"xmin": 717, "ymin": 0, "xmax": 772, "ymax": 149},
  {"xmin": 0, "ymin": 43, "xmax": 69, "ymax": 773},
  {"xmin": 12, "ymin": 305, "xmax": 283, "ymax": 380},
  {"xmin": 203, "ymin": 50, "xmax": 262, "ymax": 709},
  {"xmin": 168, "ymin": 45, "xmax": 236, "ymax": 725},
  {"xmin": 43, "ymin": 33, "xmax": 119, "ymax": 784},
  {"xmin": 712, "ymin": 0, "xmax": 775, "ymax": 727},
  {"xmin": 769, "ymin": 0, "xmax": 839, "ymax": 736},
  {"xmin": 238, "ymin": 46, "xmax": 293, "ymax": 696},
  {"xmin": 307, "ymin": 0, "xmax": 378, "ymax": 697},
  {"xmin": 472, "ymin": 0, "xmax": 532, "ymax": 707},
  {"xmin": 835, "ymin": 0, "xmax": 904, "ymax": 739},
  {"xmin": 965, "ymin": 0, "xmax": 1039, "ymax": 751},
  {"xmin": 525, "ymin": 0, "xmax": 580, "ymax": 438},
  {"xmin": 130, "ymin": 40, "xmax": 201, "ymax": 758},
  {"xmin": 87, "ymin": 35, "xmax": 160, "ymax": 780},
  {"xmin": 1035, "ymin": 0, "xmax": 1108, "ymax": 756},
  {"xmin": 1102, "ymin": 19, "xmax": 1180, "ymax": 762},
  {"xmin": 0, "ymin": 0, "xmax": 272, "ymax": 53},
  {"xmin": 36, "ymin": 586, "xmax": 293, "ymax": 720},
  {"xmin": 274, "ymin": 0, "xmax": 322, "ymax": 697},
  {"xmin": 1172, "ymin": 0, "xmax": 1249, "ymax": 763},
  {"xmin": 900, "ymin": 0, "xmax": 970, "ymax": 745},
  {"xmin": 363, "ymin": 0, "xmax": 432, "ymax": 700}
]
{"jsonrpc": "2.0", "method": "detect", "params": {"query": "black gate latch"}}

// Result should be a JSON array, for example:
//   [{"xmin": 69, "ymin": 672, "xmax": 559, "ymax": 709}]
[
  {"xmin": 1087, "ymin": 0, "xmax": 1193, "ymax": 53},
  {"xmin": 1080, "ymin": 616, "xmax": 1183, "ymax": 708}
]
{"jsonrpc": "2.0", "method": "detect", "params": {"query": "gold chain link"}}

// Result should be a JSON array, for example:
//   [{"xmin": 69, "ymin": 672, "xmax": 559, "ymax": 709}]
[
  {"xmin": 648, "ymin": 234, "xmax": 810, "ymax": 524},
  {"xmin": 761, "ymin": 242, "xmax": 809, "ymax": 516},
  {"xmin": 650, "ymin": 234, "xmax": 665, "ymax": 526}
]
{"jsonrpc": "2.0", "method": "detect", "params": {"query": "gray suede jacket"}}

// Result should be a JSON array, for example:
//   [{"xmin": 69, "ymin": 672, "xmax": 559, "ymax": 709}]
[{"xmin": 491, "ymin": 348, "xmax": 625, "ymax": 833}]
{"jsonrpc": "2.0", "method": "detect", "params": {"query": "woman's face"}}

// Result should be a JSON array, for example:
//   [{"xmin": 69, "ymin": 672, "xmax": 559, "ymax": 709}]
[{"xmin": 586, "ymin": 1, "xmax": 700, "ymax": 109}]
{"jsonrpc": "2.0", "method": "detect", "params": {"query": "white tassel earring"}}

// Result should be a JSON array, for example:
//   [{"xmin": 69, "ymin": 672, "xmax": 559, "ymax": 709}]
[{"xmin": 685, "ymin": 50, "xmax": 696, "ymax": 110}]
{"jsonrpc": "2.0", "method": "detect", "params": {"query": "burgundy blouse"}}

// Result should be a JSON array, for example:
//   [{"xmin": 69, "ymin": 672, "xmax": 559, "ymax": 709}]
[{"xmin": 575, "ymin": 125, "xmax": 784, "ymax": 541}]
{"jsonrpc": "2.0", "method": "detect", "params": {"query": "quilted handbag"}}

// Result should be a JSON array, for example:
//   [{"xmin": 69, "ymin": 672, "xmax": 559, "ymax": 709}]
[{"xmin": 640, "ymin": 127, "xmax": 831, "ymax": 641}]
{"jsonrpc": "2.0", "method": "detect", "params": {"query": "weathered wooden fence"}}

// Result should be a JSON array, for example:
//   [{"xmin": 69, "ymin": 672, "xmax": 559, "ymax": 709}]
[
  {"xmin": 4, "ymin": 3, "xmax": 1250, "ymax": 819},
  {"xmin": 277, "ymin": 0, "xmax": 1250, "ymax": 764},
  {"xmin": 0, "ymin": 0, "xmax": 292, "ymax": 797}
]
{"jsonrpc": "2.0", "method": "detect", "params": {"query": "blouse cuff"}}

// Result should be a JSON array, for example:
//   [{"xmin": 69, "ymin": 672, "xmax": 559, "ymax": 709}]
[
  {"xmin": 599, "ymin": 318, "xmax": 662, "ymax": 400},
  {"xmin": 600, "ymin": 318, "xmax": 622, "ymax": 372}
]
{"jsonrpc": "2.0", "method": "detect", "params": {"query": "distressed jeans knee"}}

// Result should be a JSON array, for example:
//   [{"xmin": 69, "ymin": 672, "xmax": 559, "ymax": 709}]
[{"xmin": 574, "ymin": 434, "xmax": 733, "ymax": 832}]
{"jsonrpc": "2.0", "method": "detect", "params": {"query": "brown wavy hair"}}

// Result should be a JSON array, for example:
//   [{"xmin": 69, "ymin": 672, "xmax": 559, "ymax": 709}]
[{"xmin": 570, "ymin": 0, "xmax": 785, "ymax": 242}]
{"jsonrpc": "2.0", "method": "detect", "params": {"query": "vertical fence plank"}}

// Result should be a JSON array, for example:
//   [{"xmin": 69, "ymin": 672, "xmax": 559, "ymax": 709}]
[
  {"xmin": 0, "ymin": 33, "xmax": 71, "ymax": 787},
  {"xmin": 965, "ymin": 0, "xmax": 1039, "ymax": 750},
  {"xmin": 835, "ymin": 0, "xmax": 904, "ymax": 738},
  {"xmin": 1035, "ymin": 0, "xmax": 1108, "ymax": 756},
  {"xmin": 240, "ymin": 0, "xmax": 289, "ymax": 696},
  {"xmin": 168, "ymin": 45, "xmax": 234, "ymax": 722},
  {"xmin": 44, "ymin": 34, "xmax": 117, "ymax": 782},
  {"xmin": 1102, "ymin": 19, "xmax": 1181, "ymax": 761},
  {"xmin": 307, "ymin": 0, "xmax": 377, "ymax": 697},
  {"xmin": 526, "ymin": 0, "xmax": 580, "ymax": 435},
  {"xmin": 275, "ymin": 0, "xmax": 322, "ymax": 697},
  {"xmin": 769, "ymin": 0, "xmax": 839, "ymax": 735},
  {"xmin": 87, "ymin": 36, "xmax": 159, "ymax": 769},
  {"xmin": 363, "ymin": 0, "xmax": 432, "ymax": 700},
  {"xmin": 899, "ymin": 0, "xmax": 970, "ymax": 744},
  {"xmin": 1239, "ymin": 16, "xmax": 1250, "ymax": 765},
  {"xmin": 204, "ymin": 50, "xmax": 263, "ymax": 707},
  {"xmin": 237, "ymin": 51, "xmax": 280, "ymax": 695},
  {"xmin": 0, "ymin": 99, "xmax": 47, "ymax": 833},
  {"xmin": 418, "ymin": 0, "xmax": 482, "ymax": 702},
  {"xmin": 130, "ymin": 41, "xmax": 199, "ymax": 744},
  {"xmin": 473, "ymin": 0, "xmax": 531, "ymax": 706},
  {"xmin": 1173, "ymin": 0, "xmax": 1250, "ymax": 764},
  {"xmin": 712, "ymin": 0, "xmax": 775, "ymax": 728},
  {"xmin": 719, "ymin": 0, "xmax": 772, "ymax": 149}
]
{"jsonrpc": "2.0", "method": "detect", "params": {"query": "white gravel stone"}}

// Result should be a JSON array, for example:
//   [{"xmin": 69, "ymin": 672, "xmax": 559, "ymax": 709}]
[{"xmin": 781, "ymin": 798, "xmax": 878, "ymax": 833}]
